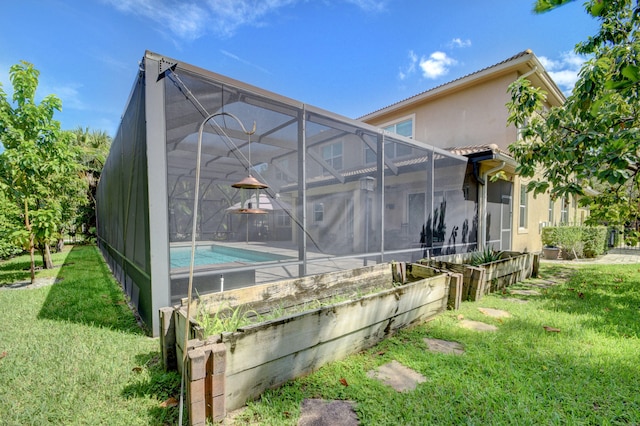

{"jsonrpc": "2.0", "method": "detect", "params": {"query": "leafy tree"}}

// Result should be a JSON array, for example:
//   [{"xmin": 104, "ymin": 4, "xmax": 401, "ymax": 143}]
[
  {"xmin": 0, "ymin": 61, "xmax": 86, "ymax": 279},
  {"xmin": 0, "ymin": 186, "xmax": 22, "ymax": 258},
  {"xmin": 70, "ymin": 127, "xmax": 112, "ymax": 239},
  {"xmin": 508, "ymin": 0, "xmax": 640, "ymax": 241}
]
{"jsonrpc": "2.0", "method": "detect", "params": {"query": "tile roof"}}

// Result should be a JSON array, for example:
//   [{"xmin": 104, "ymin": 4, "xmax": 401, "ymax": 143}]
[
  {"xmin": 359, "ymin": 50, "xmax": 533, "ymax": 119},
  {"xmin": 445, "ymin": 144, "xmax": 514, "ymax": 158}
]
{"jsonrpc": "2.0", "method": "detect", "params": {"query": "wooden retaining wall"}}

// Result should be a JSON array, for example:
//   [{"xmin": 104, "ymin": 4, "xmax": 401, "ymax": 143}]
[
  {"xmin": 420, "ymin": 251, "xmax": 538, "ymax": 301},
  {"xmin": 160, "ymin": 262, "xmax": 457, "ymax": 425}
]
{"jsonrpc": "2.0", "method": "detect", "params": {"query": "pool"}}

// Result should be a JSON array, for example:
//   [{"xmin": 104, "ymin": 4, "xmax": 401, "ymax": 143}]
[{"xmin": 170, "ymin": 244, "xmax": 291, "ymax": 269}]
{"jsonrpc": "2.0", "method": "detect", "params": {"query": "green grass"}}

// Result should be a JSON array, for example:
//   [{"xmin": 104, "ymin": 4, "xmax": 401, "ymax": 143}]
[
  {"xmin": 2, "ymin": 248, "xmax": 639, "ymax": 425},
  {"xmin": 0, "ymin": 245, "xmax": 181, "ymax": 425},
  {"xmin": 232, "ymin": 263, "xmax": 640, "ymax": 425}
]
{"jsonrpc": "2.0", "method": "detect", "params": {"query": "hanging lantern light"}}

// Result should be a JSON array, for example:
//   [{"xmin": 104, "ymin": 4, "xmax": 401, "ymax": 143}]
[{"xmin": 231, "ymin": 119, "xmax": 269, "ymax": 214}]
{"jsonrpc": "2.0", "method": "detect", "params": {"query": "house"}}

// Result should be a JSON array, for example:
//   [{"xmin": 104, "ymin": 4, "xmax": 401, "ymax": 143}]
[
  {"xmin": 96, "ymin": 50, "xmax": 586, "ymax": 335},
  {"xmin": 359, "ymin": 49, "xmax": 589, "ymax": 253},
  {"xmin": 96, "ymin": 51, "xmax": 471, "ymax": 335}
]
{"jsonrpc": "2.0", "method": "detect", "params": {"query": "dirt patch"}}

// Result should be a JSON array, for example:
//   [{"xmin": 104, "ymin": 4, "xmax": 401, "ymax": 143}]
[
  {"xmin": 297, "ymin": 399, "xmax": 359, "ymax": 426},
  {"xmin": 0, "ymin": 277, "xmax": 61, "ymax": 290}
]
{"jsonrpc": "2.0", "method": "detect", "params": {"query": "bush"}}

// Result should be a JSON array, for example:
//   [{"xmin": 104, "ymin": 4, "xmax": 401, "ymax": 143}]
[
  {"xmin": 541, "ymin": 225, "xmax": 607, "ymax": 259},
  {"xmin": 583, "ymin": 226, "xmax": 608, "ymax": 257}
]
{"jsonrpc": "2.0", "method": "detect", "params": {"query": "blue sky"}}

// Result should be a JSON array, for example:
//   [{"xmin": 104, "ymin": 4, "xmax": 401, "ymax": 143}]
[{"xmin": 1, "ymin": 0, "xmax": 599, "ymax": 140}]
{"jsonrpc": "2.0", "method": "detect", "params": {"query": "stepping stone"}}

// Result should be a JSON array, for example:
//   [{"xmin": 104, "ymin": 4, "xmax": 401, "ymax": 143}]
[
  {"xmin": 478, "ymin": 307, "xmax": 511, "ymax": 318},
  {"xmin": 459, "ymin": 319, "xmax": 498, "ymax": 332},
  {"xmin": 424, "ymin": 338, "xmax": 465, "ymax": 355},
  {"xmin": 298, "ymin": 399, "xmax": 359, "ymax": 426},
  {"xmin": 366, "ymin": 360, "xmax": 426, "ymax": 392},
  {"xmin": 509, "ymin": 289, "xmax": 541, "ymax": 296}
]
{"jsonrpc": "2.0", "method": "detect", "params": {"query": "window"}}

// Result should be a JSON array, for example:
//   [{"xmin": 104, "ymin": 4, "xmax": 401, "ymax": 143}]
[
  {"xmin": 366, "ymin": 141, "xmax": 413, "ymax": 162},
  {"xmin": 276, "ymin": 210, "xmax": 291, "ymax": 227},
  {"xmin": 383, "ymin": 118, "xmax": 413, "ymax": 159},
  {"xmin": 365, "ymin": 117, "xmax": 414, "ymax": 163},
  {"xmin": 560, "ymin": 197, "xmax": 569, "ymax": 224},
  {"xmin": 384, "ymin": 119, "xmax": 413, "ymax": 138},
  {"xmin": 322, "ymin": 142, "xmax": 342, "ymax": 173},
  {"xmin": 313, "ymin": 202, "xmax": 324, "ymax": 223},
  {"xmin": 519, "ymin": 184, "xmax": 528, "ymax": 229},
  {"xmin": 548, "ymin": 198, "xmax": 554, "ymax": 223}
]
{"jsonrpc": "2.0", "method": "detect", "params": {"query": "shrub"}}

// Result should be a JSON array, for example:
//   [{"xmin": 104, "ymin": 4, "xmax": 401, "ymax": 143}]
[
  {"xmin": 582, "ymin": 226, "xmax": 608, "ymax": 257},
  {"xmin": 540, "ymin": 225, "xmax": 608, "ymax": 259},
  {"xmin": 541, "ymin": 227, "xmax": 559, "ymax": 247}
]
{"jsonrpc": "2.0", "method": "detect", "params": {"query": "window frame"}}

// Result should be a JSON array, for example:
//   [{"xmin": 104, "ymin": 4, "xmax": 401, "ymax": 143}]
[{"xmin": 519, "ymin": 183, "xmax": 528, "ymax": 229}]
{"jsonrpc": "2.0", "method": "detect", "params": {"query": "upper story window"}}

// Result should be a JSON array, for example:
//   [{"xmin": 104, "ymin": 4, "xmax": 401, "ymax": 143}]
[
  {"xmin": 365, "ymin": 117, "xmax": 414, "ymax": 163},
  {"xmin": 548, "ymin": 198, "xmax": 554, "ymax": 224},
  {"xmin": 384, "ymin": 119, "xmax": 413, "ymax": 139},
  {"xmin": 322, "ymin": 142, "xmax": 343, "ymax": 173}
]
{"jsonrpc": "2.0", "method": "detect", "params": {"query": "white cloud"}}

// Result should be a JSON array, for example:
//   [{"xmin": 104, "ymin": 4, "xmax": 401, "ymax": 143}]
[
  {"xmin": 52, "ymin": 84, "xmax": 86, "ymax": 110},
  {"xmin": 449, "ymin": 38, "xmax": 471, "ymax": 48},
  {"xmin": 103, "ymin": 0, "xmax": 209, "ymax": 40},
  {"xmin": 344, "ymin": 0, "xmax": 387, "ymax": 12},
  {"xmin": 538, "ymin": 51, "xmax": 587, "ymax": 94},
  {"xmin": 419, "ymin": 51, "xmax": 457, "ymax": 79},
  {"xmin": 398, "ymin": 50, "xmax": 418, "ymax": 81},
  {"xmin": 103, "ymin": 0, "xmax": 387, "ymax": 40}
]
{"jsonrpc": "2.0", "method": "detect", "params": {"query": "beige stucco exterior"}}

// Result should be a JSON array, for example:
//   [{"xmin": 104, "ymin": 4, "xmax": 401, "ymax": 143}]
[{"xmin": 360, "ymin": 50, "xmax": 589, "ymax": 252}]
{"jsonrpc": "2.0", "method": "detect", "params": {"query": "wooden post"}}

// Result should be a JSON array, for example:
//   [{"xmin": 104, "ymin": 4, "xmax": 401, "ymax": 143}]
[
  {"xmin": 187, "ymin": 343, "xmax": 226, "ymax": 425},
  {"xmin": 467, "ymin": 267, "xmax": 485, "ymax": 301},
  {"xmin": 159, "ymin": 307, "xmax": 176, "ymax": 371},
  {"xmin": 447, "ymin": 272, "xmax": 463, "ymax": 310},
  {"xmin": 532, "ymin": 253, "xmax": 540, "ymax": 278}
]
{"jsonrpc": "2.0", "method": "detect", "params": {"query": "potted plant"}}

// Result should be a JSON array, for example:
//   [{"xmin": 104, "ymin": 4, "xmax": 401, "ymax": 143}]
[{"xmin": 541, "ymin": 227, "xmax": 560, "ymax": 260}]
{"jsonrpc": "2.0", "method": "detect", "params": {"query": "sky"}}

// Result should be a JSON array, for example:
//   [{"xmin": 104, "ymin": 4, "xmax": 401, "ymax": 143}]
[{"xmin": 0, "ymin": 0, "xmax": 600, "ymax": 143}]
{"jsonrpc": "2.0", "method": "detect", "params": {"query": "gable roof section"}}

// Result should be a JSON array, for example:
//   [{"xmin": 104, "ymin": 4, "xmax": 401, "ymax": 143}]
[{"xmin": 359, "ymin": 49, "xmax": 565, "ymax": 121}]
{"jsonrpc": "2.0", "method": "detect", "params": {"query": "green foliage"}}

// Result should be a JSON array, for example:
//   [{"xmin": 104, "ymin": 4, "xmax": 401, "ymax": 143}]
[
  {"xmin": 541, "ymin": 225, "xmax": 608, "ymax": 258},
  {"xmin": 70, "ymin": 127, "xmax": 112, "ymax": 236},
  {"xmin": 0, "ymin": 245, "xmax": 180, "ymax": 424},
  {"xmin": 0, "ymin": 188, "xmax": 22, "ymax": 258},
  {"xmin": 197, "ymin": 301, "xmax": 259, "ymax": 336},
  {"xmin": 239, "ymin": 263, "xmax": 640, "ymax": 424},
  {"xmin": 509, "ymin": 0, "xmax": 640, "ymax": 228},
  {"xmin": 582, "ymin": 226, "xmax": 609, "ymax": 257},
  {"xmin": 470, "ymin": 246, "xmax": 504, "ymax": 266},
  {"xmin": 0, "ymin": 61, "xmax": 89, "ymax": 271}
]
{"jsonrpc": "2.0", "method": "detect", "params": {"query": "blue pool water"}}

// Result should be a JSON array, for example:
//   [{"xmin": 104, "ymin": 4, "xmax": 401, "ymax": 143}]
[{"xmin": 170, "ymin": 245, "xmax": 290, "ymax": 268}]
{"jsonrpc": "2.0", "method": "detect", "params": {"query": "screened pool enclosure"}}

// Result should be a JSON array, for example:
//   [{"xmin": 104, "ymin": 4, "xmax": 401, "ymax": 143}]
[{"xmin": 96, "ymin": 51, "xmax": 476, "ymax": 335}]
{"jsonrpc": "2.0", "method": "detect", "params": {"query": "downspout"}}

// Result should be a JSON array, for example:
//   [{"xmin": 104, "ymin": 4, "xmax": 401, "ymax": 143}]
[{"xmin": 478, "ymin": 161, "xmax": 506, "ymax": 248}]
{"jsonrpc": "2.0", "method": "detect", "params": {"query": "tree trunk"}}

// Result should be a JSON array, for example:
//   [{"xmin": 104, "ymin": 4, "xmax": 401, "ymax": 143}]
[
  {"xmin": 43, "ymin": 243, "xmax": 54, "ymax": 269},
  {"xmin": 25, "ymin": 199, "xmax": 35, "ymax": 284},
  {"xmin": 29, "ymin": 235, "xmax": 35, "ymax": 284},
  {"xmin": 56, "ymin": 237, "xmax": 64, "ymax": 252}
]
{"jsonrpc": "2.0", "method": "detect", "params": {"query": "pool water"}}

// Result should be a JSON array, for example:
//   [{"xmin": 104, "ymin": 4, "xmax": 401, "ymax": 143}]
[{"xmin": 170, "ymin": 245, "xmax": 290, "ymax": 268}]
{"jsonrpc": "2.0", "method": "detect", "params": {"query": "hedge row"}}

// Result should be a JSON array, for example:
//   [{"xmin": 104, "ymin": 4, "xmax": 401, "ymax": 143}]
[{"xmin": 541, "ymin": 225, "xmax": 608, "ymax": 258}]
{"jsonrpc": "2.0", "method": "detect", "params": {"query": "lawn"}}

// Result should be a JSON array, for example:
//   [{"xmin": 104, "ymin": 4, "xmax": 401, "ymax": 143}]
[
  {"xmin": 231, "ymin": 262, "xmax": 640, "ymax": 425},
  {"xmin": 0, "ymin": 245, "xmax": 181, "ymax": 425},
  {"xmin": 1, "ymin": 247, "xmax": 639, "ymax": 425}
]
